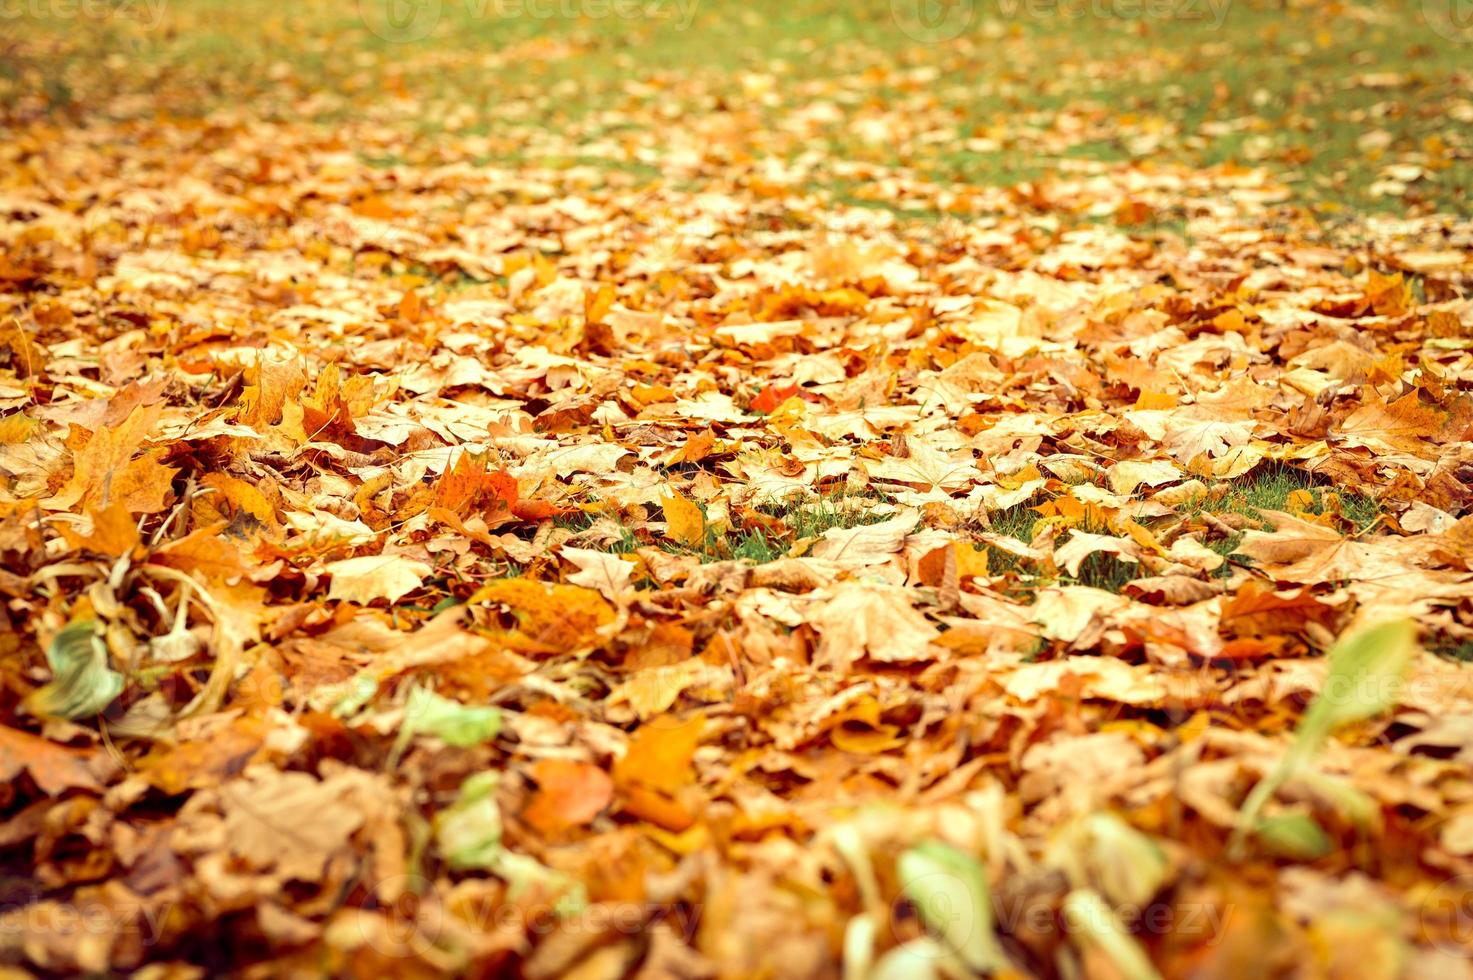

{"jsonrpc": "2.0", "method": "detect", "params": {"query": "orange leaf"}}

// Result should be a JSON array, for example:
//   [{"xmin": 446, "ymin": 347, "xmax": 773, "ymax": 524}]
[
  {"xmin": 137, "ymin": 717, "xmax": 269, "ymax": 795},
  {"xmin": 521, "ymin": 759, "xmax": 614, "ymax": 835},
  {"xmin": 435, "ymin": 454, "xmax": 564, "ymax": 523},
  {"xmin": 59, "ymin": 501, "xmax": 141, "ymax": 558},
  {"xmin": 750, "ymin": 383, "xmax": 801, "ymax": 415},
  {"xmin": 0, "ymin": 725, "xmax": 102, "ymax": 795},
  {"xmin": 466, "ymin": 578, "xmax": 617, "ymax": 656},
  {"xmin": 614, "ymin": 713, "xmax": 704, "ymax": 794}
]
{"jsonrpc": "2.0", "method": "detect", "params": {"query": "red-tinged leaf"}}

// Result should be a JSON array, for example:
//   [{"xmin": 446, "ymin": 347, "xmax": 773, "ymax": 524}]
[
  {"xmin": 750, "ymin": 384, "xmax": 802, "ymax": 414},
  {"xmin": 0, "ymin": 725, "xmax": 103, "ymax": 795}
]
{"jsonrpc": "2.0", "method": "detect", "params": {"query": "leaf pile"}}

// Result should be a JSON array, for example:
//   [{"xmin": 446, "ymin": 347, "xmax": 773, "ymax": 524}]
[{"xmin": 4, "ymin": 1, "xmax": 1473, "ymax": 977}]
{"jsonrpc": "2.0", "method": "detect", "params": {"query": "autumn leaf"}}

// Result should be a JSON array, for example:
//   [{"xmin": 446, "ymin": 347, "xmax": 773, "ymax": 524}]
[
  {"xmin": 326, "ymin": 554, "xmax": 433, "ymax": 605},
  {"xmin": 810, "ymin": 582, "xmax": 940, "ymax": 668},
  {"xmin": 466, "ymin": 577, "xmax": 617, "ymax": 655},
  {"xmin": 749, "ymin": 383, "xmax": 802, "ymax": 414},
  {"xmin": 0, "ymin": 724, "xmax": 102, "ymax": 794},
  {"xmin": 560, "ymin": 545, "xmax": 637, "ymax": 599},
  {"xmin": 25, "ymin": 620, "xmax": 123, "ymax": 721},
  {"xmin": 614, "ymin": 713, "xmax": 704, "ymax": 796},
  {"xmin": 661, "ymin": 492, "xmax": 706, "ymax": 547},
  {"xmin": 522, "ymin": 759, "xmax": 614, "ymax": 835},
  {"xmin": 1335, "ymin": 391, "xmax": 1447, "ymax": 456},
  {"xmin": 7, "ymin": 4, "xmax": 1473, "ymax": 975}
]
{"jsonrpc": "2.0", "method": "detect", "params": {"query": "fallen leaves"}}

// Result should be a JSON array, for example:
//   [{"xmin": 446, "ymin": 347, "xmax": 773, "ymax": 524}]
[
  {"xmin": 810, "ymin": 582, "xmax": 940, "ymax": 668},
  {"xmin": 3, "ymin": 3, "xmax": 1473, "ymax": 976},
  {"xmin": 215, "ymin": 767, "xmax": 371, "ymax": 882}
]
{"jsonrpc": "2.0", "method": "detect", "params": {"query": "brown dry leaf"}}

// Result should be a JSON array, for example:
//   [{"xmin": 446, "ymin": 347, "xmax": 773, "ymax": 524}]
[
  {"xmin": 1336, "ymin": 392, "xmax": 1447, "ymax": 456},
  {"xmin": 560, "ymin": 546, "xmax": 636, "ymax": 599},
  {"xmin": 1053, "ymin": 530, "xmax": 1143, "ymax": 577},
  {"xmin": 809, "ymin": 510, "xmax": 918, "ymax": 566},
  {"xmin": 214, "ymin": 766, "xmax": 376, "ymax": 882},
  {"xmin": 809, "ymin": 582, "xmax": 940, "ymax": 668}
]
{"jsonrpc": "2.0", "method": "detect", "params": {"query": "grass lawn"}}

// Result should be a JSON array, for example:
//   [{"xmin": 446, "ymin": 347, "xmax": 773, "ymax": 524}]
[{"xmin": 5, "ymin": 0, "xmax": 1470, "ymax": 218}]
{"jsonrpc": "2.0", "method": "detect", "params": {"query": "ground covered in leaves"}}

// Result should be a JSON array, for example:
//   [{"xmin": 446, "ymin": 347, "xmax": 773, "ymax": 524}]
[{"xmin": 4, "ymin": 0, "xmax": 1473, "ymax": 976}]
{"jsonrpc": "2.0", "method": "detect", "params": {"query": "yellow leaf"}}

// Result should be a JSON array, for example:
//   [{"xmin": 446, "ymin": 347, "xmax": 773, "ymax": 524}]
[
  {"xmin": 955, "ymin": 541, "xmax": 990, "ymax": 580},
  {"xmin": 0, "ymin": 413, "xmax": 37, "ymax": 444},
  {"xmin": 661, "ymin": 493, "xmax": 705, "ymax": 546},
  {"xmin": 466, "ymin": 578, "xmax": 617, "ymax": 656},
  {"xmin": 325, "ymin": 554, "xmax": 432, "ymax": 605}
]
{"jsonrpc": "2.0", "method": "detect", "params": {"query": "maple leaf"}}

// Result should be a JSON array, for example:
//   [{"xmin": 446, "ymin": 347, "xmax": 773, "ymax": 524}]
[
  {"xmin": 216, "ymin": 767, "xmax": 373, "ymax": 881},
  {"xmin": 326, "ymin": 554, "xmax": 432, "ymax": 605},
  {"xmin": 661, "ymin": 492, "xmax": 706, "ymax": 546},
  {"xmin": 810, "ymin": 582, "xmax": 940, "ymax": 668},
  {"xmin": 1335, "ymin": 391, "xmax": 1446, "ymax": 456},
  {"xmin": 1053, "ymin": 530, "xmax": 1143, "ymax": 577},
  {"xmin": 560, "ymin": 545, "xmax": 636, "ymax": 599},
  {"xmin": 44, "ymin": 403, "xmax": 177, "ymax": 514},
  {"xmin": 808, "ymin": 510, "xmax": 918, "ymax": 565},
  {"xmin": 434, "ymin": 452, "xmax": 563, "ymax": 524},
  {"xmin": 1233, "ymin": 511, "xmax": 1418, "ymax": 584}
]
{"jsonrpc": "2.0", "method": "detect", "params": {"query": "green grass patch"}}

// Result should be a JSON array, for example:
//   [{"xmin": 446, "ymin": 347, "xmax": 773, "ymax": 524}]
[
  {"xmin": 662, "ymin": 491, "xmax": 897, "ymax": 563},
  {"xmin": 1433, "ymin": 640, "xmax": 1473, "ymax": 663},
  {"xmin": 7, "ymin": 0, "xmax": 1467, "ymax": 217},
  {"xmin": 1177, "ymin": 463, "xmax": 1380, "ymax": 566}
]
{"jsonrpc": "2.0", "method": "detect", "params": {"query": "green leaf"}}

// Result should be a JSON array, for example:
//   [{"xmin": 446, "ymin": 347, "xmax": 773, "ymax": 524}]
[
  {"xmin": 866, "ymin": 938, "xmax": 948, "ymax": 980},
  {"xmin": 897, "ymin": 840, "xmax": 1007, "ymax": 974},
  {"xmin": 1062, "ymin": 889, "xmax": 1163, "ymax": 980},
  {"xmin": 330, "ymin": 672, "xmax": 378, "ymax": 719},
  {"xmin": 1048, "ymin": 813, "xmax": 1169, "ymax": 909},
  {"xmin": 388, "ymin": 686, "xmax": 502, "ymax": 767},
  {"xmin": 402, "ymin": 687, "xmax": 501, "ymax": 747},
  {"xmin": 1256, "ymin": 812, "xmax": 1333, "ymax": 861},
  {"xmin": 432, "ymin": 772, "xmax": 586, "ymax": 910},
  {"xmin": 28, "ymin": 620, "xmax": 123, "ymax": 720},
  {"xmin": 1230, "ymin": 619, "xmax": 1418, "ymax": 858},
  {"xmin": 433, "ymin": 771, "xmax": 503, "ymax": 870},
  {"xmin": 1299, "ymin": 619, "xmax": 1418, "ymax": 740}
]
